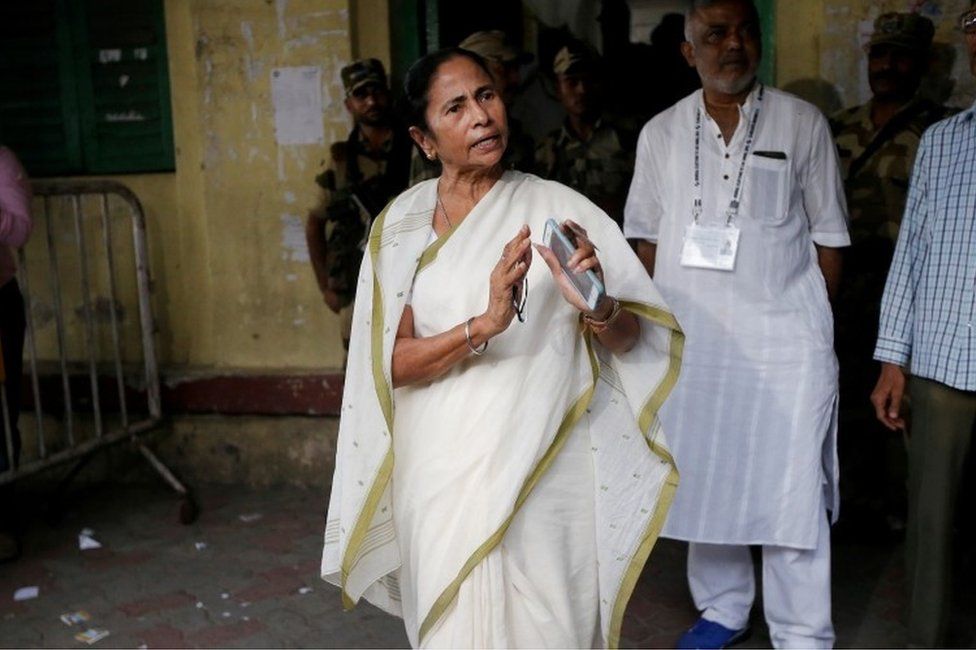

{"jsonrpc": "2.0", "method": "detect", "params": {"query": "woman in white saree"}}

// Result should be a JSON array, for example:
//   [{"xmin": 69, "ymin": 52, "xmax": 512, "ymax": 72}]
[{"xmin": 321, "ymin": 49, "xmax": 683, "ymax": 649}]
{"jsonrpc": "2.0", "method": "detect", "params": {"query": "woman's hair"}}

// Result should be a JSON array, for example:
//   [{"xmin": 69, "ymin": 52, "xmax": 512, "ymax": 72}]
[{"xmin": 402, "ymin": 47, "xmax": 494, "ymax": 132}]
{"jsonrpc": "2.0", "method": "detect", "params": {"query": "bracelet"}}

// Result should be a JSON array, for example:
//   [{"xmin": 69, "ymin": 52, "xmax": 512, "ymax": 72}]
[
  {"xmin": 583, "ymin": 297, "xmax": 622, "ymax": 334},
  {"xmin": 465, "ymin": 317, "xmax": 488, "ymax": 355}
]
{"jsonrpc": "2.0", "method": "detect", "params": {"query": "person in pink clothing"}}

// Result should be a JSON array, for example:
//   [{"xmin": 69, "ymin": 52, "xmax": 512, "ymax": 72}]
[{"xmin": 0, "ymin": 146, "xmax": 32, "ymax": 562}]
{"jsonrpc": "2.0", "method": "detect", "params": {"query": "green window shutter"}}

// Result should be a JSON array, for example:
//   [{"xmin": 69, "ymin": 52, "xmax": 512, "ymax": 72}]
[
  {"xmin": 0, "ymin": 0, "xmax": 83, "ymax": 176},
  {"xmin": 72, "ymin": 0, "xmax": 175, "ymax": 174},
  {"xmin": 389, "ymin": 0, "xmax": 425, "ymax": 87}
]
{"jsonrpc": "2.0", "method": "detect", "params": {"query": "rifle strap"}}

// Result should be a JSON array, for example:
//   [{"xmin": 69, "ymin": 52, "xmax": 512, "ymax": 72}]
[{"xmin": 847, "ymin": 100, "xmax": 931, "ymax": 180}]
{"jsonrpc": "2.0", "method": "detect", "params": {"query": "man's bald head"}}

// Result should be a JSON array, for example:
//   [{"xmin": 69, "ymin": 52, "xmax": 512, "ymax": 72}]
[{"xmin": 685, "ymin": 0, "xmax": 760, "ymax": 41}]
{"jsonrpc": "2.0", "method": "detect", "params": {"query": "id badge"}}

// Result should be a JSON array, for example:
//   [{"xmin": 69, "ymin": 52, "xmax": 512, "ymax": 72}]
[{"xmin": 680, "ymin": 222, "xmax": 740, "ymax": 271}]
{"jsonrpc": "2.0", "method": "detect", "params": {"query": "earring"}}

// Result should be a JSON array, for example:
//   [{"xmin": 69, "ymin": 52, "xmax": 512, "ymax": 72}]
[{"xmin": 426, "ymin": 151, "xmax": 436, "ymax": 161}]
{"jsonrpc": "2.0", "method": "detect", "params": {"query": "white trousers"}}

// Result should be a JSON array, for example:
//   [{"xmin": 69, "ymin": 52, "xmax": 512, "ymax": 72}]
[{"xmin": 687, "ymin": 508, "xmax": 834, "ymax": 649}]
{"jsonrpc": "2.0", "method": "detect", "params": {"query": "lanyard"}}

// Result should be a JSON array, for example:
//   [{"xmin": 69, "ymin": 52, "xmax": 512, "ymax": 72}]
[{"xmin": 693, "ymin": 84, "xmax": 764, "ymax": 225}]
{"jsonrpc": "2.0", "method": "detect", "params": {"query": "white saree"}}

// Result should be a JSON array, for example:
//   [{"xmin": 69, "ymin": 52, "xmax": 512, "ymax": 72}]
[{"xmin": 321, "ymin": 171, "xmax": 683, "ymax": 648}]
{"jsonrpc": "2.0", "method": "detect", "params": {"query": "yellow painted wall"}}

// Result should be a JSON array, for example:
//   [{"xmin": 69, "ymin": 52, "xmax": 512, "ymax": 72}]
[
  {"xmin": 160, "ymin": 0, "xmax": 357, "ymax": 372},
  {"xmin": 775, "ymin": 1, "xmax": 825, "ymax": 85},
  {"xmin": 23, "ymin": 0, "xmax": 390, "ymax": 374},
  {"xmin": 350, "ymin": 0, "xmax": 392, "ymax": 68}
]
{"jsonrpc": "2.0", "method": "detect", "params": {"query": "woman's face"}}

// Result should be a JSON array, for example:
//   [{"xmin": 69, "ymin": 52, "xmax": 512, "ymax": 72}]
[{"xmin": 412, "ymin": 56, "xmax": 509, "ymax": 173}]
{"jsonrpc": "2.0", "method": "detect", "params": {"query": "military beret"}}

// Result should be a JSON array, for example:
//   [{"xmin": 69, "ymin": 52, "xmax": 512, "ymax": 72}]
[
  {"xmin": 868, "ymin": 12, "xmax": 934, "ymax": 51},
  {"xmin": 341, "ymin": 58, "xmax": 387, "ymax": 95}
]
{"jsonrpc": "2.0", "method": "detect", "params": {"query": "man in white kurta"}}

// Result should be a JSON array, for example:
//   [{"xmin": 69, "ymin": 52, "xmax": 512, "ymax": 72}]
[{"xmin": 623, "ymin": 1, "xmax": 849, "ymax": 648}]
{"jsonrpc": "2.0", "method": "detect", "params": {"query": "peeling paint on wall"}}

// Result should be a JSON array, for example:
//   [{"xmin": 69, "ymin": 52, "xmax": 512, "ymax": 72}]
[
  {"xmin": 240, "ymin": 21, "xmax": 254, "ymax": 50},
  {"xmin": 276, "ymin": 0, "xmax": 289, "ymax": 39},
  {"xmin": 280, "ymin": 214, "xmax": 310, "ymax": 262}
]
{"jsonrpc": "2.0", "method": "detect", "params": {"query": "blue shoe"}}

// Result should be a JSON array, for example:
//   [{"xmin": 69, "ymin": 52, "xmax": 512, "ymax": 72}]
[{"xmin": 676, "ymin": 617, "xmax": 750, "ymax": 649}]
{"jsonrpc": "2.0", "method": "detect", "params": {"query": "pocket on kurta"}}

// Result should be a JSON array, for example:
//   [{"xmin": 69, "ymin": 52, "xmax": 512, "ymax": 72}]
[{"xmin": 747, "ymin": 155, "xmax": 791, "ymax": 224}]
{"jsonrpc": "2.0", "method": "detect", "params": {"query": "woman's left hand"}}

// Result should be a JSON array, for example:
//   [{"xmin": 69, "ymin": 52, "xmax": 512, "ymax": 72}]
[{"xmin": 534, "ymin": 219, "xmax": 606, "ymax": 316}]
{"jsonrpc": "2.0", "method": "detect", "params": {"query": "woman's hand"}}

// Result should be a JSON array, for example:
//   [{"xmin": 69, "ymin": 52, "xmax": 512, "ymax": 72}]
[
  {"xmin": 481, "ymin": 225, "xmax": 533, "ymax": 335},
  {"xmin": 535, "ymin": 220, "xmax": 640, "ymax": 354},
  {"xmin": 534, "ymin": 219, "xmax": 606, "ymax": 315},
  {"xmin": 392, "ymin": 225, "xmax": 532, "ymax": 387}
]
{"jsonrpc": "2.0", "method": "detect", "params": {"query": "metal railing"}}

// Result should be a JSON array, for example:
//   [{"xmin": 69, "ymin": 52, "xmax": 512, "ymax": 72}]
[{"xmin": 0, "ymin": 179, "xmax": 195, "ymax": 522}]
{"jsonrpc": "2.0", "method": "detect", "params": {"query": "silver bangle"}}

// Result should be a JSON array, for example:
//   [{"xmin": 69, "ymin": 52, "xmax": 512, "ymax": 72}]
[{"xmin": 465, "ymin": 317, "xmax": 488, "ymax": 356}]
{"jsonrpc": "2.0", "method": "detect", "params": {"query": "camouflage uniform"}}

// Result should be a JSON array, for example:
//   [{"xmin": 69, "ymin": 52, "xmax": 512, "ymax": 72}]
[
  {"xmin": 829, "ymin": 11, "xmax": 953, "ymax": 538},
  {"xmin": 535, "ymin": 118, "xmax": 634, "ymax": 227},
  {"xmin": 831, "ymin": 98, "xmax": 952, "ymax": 248},
  {"xmin": 535, "ymin": 41, "xmax": 635, "ymax": 227},
  {"xmin": 310, "ymin": 60, "xmax": 411, "ymax": 354},
  {"xmin": 314, "ymin": 125, "xmax": 411, "ymax": 337},
  {"xmin": 831, "ymin": 97, "xmax": 953, "ymax": 341},
  {"xmin": 315, "ymin": 128, "xmax": 410, "ymax": 304},
  {"xmin": 830, "ymin": 98, "xmax": 951, "ymax": 421}
]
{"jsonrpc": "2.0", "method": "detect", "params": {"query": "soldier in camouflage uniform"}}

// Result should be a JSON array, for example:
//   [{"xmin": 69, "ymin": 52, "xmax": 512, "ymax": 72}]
[
  {"xmin": 830, "ymin": 13, "xmax": 952, "ymax": 539},
  {"xmin": 410, "ymin": 30, "xmax": 535, "ymax": 184},
  {"xmin": 305, "ymin": 59, "xmax": 411, "ymax": 353},
  {"xmin": 534, "ymin": 41, "xmax": 635, "ymax": 228}
]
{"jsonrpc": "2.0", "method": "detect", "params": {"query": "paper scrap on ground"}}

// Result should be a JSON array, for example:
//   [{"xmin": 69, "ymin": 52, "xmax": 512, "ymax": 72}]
[
  {"xmin": 78, "ymin": 532, "xmax": 102, "ymax": 551},
  {"xmin": 220, "ymin": 592, "xmax": 229, "ymax": 600},
  {"xmin": 238, "ymin": 513, "xmax": 263, "ymax": 523},
  {"xmin": 298, "ymin": 587, "xmax": 313, "ymax": 595},
  {"xmin": 195, "ymin": 602, "xmax": 205, "ymax": 609},
  {"xmin": 13, "ymin": 586, "xmax": 38, "ymax": 601},
  {"xmin": 194, "ymin": 542, "xmax": 207, "ymax": 551},
  {"xmin": 60, "ymin": 611, "xmax": 91, "ymax": 626},
  {"xmin": 74, "ymin": 629, "xmax": 110, "ymax": 645}
]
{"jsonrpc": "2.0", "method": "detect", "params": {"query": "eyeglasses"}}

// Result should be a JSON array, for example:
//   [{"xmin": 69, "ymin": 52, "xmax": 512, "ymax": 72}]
[
  {"xmin": 960, "ymin": 9, "xmax": 976, "ymax": 34},
  {"xmin": 512, "ymin": 276, "xmax": 528, "ymax": 323}
]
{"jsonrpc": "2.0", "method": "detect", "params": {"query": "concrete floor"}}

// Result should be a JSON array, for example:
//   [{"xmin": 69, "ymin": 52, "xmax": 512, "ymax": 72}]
[{"xmin": 0, "ymin": 482, "xmax": 973, "ymax": 649}]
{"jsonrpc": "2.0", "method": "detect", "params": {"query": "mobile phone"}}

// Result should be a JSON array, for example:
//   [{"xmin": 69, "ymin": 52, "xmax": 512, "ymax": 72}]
[{"xmin": 542, "ymin": 218, "xmax": 606, "ymax": 311}]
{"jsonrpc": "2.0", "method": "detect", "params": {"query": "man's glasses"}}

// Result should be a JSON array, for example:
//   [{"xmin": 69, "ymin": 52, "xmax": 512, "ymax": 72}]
[{"xmin": 960, "ymin": 9, "xmax": 976, "ymax": 34}]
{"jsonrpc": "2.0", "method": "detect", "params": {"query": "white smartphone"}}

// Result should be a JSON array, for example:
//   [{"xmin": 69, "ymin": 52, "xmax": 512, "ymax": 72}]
[{"xmin": 542, "ymin": 218, "xmax": 606, "ymax": 311}]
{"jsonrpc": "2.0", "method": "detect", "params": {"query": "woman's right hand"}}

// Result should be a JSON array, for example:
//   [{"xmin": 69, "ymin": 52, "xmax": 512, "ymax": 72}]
[{"xmin": 482, "ymin": 225, "xmax": 532, "ymax": 336}]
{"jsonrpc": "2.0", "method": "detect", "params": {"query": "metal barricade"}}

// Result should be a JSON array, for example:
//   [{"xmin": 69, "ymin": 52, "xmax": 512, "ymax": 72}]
[{"xmin": 0, "ymin": 179, "xmax": 196, "ymax": 523}]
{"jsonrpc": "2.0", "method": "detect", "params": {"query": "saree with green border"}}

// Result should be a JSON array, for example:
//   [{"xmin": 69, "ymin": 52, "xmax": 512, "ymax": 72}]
[{"xmin": 321, "ymin": 171, "xmax": 683, "ymax": 648}]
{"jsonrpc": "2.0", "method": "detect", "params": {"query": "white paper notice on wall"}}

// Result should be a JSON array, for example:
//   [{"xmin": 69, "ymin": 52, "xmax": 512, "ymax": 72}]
[{"xmin": 271, "ymin": 66, "xmax": 324, "ymax": 146}]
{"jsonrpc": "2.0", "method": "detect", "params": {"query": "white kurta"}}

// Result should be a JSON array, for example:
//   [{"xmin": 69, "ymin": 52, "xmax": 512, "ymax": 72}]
[
  {"xmin": 322, "ymin": 171, "xmax": 684, "ymax": 649},
  {"xmin": 624, "ymin": 87, "xmax": 850, "ymax": 550}
]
